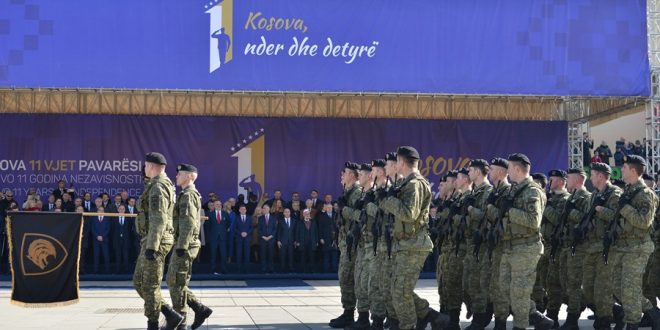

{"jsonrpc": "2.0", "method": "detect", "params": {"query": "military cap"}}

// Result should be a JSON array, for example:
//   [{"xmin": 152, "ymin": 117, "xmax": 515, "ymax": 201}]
[
  {"xmin": 446, "ymin": 170, "xmax": 458, "ymax": 178},
  {"xmin": 397, "ymin": 146, "xmax": 420, "ymax": 160},
  {"xmin": 439, "ymin": 175, "xmax": 447, "ymax": 182},
  {"xmin": 590, "ymin": 162, "xmax": 611, "ymax": 175},
  {"xmin": 372, "ymin": 159, "xmax": 386, "ymax": 168},
  {"xmin": 457, "ymin": 167, "xmax": 469, "ymax": 176},
  {"xmin": 385, "ymin": 152, "xmax": 398, "ymax": 162},
  {"xmin": 624, "ymin": 154, "xmax": 647, "ymax": 167},
  {"xmin": 643, "ymin": 173, "xmax": 653, "ymax": 181},
  {"xmin": 548, "ymin": 169, "xmax": 567, "ymax": 179},
  {"xmin": 469, "ymin": 159, "xmax": 489, "ymax": 171},
  {"xmin": 490, "ymin": 157, "xmax": 509, "ymax": 169},
  {"xmin": 176, "ymin": 163, "xmax": 198, "ymax": 173},
  {"xmin": 508, "ymin": 153, "xmax": 531, "ymax": 166},
  {"xmin": 360, "ymin": 163, "xmax": 373, "ymax": 172},
  {"xmin": 145, "ymin": 152, "xmax": 167, "ymax": 165},
  {"xmin": 344, "ymin": 162, "xmax": 359, "ymax": 170},
  {"xmin": 567, "ymin": 168, "xmax": 586, "ymax": 177},
  {"xmin": 531, "ymin": 173, "xmax": 548, "ymax": 186}
]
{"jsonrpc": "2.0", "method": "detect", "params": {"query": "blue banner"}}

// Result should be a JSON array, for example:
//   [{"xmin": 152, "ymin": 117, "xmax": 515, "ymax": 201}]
[{"xmin": 0, "ymin": 0, "xmax": 649, "ymax": 96}]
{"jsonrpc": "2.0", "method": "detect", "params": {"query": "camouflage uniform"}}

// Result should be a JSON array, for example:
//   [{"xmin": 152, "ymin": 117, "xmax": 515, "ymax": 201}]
[
  {"xmin": 444, "ymin": 190, "xmax": 471, "ymax": 316},
  {"xmin": 581, "ymin": 182, "xmax": 621, "ymax": 325},
  {"xmin": 338, "ymin": 183, "xmax": 361, "ymax": 310},
  {"xmin": 365, "ymin": 183, "xmax": 389, "ymax": 321},
  {"xmin": 610, "ymin": 178, "xmax": 658, "ymax": 324},
  {"xmin": 532, "ymin": 190, "xmax": 568, "ymax": 315},
  {"xmin": 380, "ymin": 171, "xmax": 434, "ymax": 330},
  {"xmin": 642, "ymin": 206, "xmax": 660, "ymax": 306},
  {"xmin": 498, "ymin": 176, "xmax": 545, "ymax": 329},
  {"xmin": 485, "ymin": 182, "xmax": 512, "ymax": 323},
  {"xmin": 133, "ymin": 173, "xmax": 176, "ymax": 322},
  {"xmin": 167, "ymin": 183, "xmax": 202, "ymax": 314},
  {"xmin": 561, "ymin": 187, "xmax": 591, "ymax": 316},
  {"xmin": 435, "ymin": 192, "xmax": 458, "ymax": 312}
]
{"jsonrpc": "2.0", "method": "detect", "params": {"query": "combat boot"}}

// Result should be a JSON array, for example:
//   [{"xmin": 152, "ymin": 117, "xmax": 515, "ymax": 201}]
[
  {"xmin": 595, "ymin": 316, "xmax": 612, "ymax": 330},
  {"xmin": 482, "ymin": 303, "xmax": 494, "ymax": 328},
  {"xmin": 558, "ymin": 313, "xmax": 579, "ymax": 330},
  {"xmin": 188, "ymin": 300, "xmax": 213, "ymax": 329},
  {"xmin": 463, "ymin": 313, "xmax": 484, "ymax": 330},
  {"xmin": 625, "ymin": 323, "xmax": 638, "ymax": 330},
  {"xmin": 147, "ymin": 321, "xmax": 159, "ymax": 330},
  {"xmin": 613, "ymin": 303, "xmax": 625, "ymax": 330},
  {"xmin": 529, "ymin": 310, "xmax": 554, "ymax": 330},
  {"xmin": 447, "ymin": 309, "xmax": 461, "ymax": 330},
  {"xmin": 417, "ymin": 308, "xmax": 450, "ymax": 330},
  {"xmin": 642, "ymin": 306, "xmax": 660, "ymax": 330},
  {"xmin": 175, "ymin": 313, "xmax": 187, "ymax": 330},
  {"xmin": 546, "ymin": 308, "xmax": 560, "ymax": 329},
  {"xmin": 346, "ymin": 311, "xmax": 370, "ymax": 330},
  {"xmin": 388, "ymin": 318, "xmax": 400, "ymax": 330},
  {"xmin": 493, "ymin": 318, "xmax": 507, "ymax": 330},
  {"xmin": 329, "ymin": 308, "xmax": 355, "ymax": 328},
  {"xmin": 160, "ymin": 304, "xmax": 184, "ymax": 330},
  {"xmin": 371, "ymin": 315, "xmax": 385, "ymax": 330}
]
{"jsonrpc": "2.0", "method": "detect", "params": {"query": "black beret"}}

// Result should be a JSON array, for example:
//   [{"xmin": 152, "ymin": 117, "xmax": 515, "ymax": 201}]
[
  {"xmin": 508, "ymin": 153, "xmax": 531, "ymax": 166},
  {"xmin": 548, "ymin": 169, "xmax": 567, "ymax": 179},
  {"xmin": 567, "ymin": 168, "xmax": 586, "ymax": 177},
  {"xmin": 344, "ymin": 162, "xmax": 359, "ymax": 170},
  {"xmin": 360, "ymin": 163, "xmax": 373, "ymax": 172},
  {"xmin": 624, "ymin": 155, "xmax": 647, "ymax": 167},
  {"xmin": 469, "ymin": 159, "xmax": 489, "ymax": 170},
  {"xmin": 446, "ymin": 170, "xmax": 458, "ymax": 178},
  {"xmin": 385, "ymin": 152, "xmax": 398, "ymax": 162},
  {"xmin": 590, "ymin": 162, "xmax": 611, "ymax": 175},
  {"xmin": 457, "ymin": 167, "xmax": 469, "ymax": 176},
  {"xmin": 490, "ymin": 157, "xmax": 509, "ymax": 169},
  {"xmin": 643, "ymin": 173, "xmax": 653, "ymax": 181},
  {"xmin": 176, "ymin": 163, "xmax": 198, "ymax": 173},
  {"xmin": 439, "ymin": 175, "xmax": 447, "ymax": 182},
  {"xmin": 371, "ymin": 159, "xmax": 386, "ymax": 168},
  {"xmin": 397, "ymin": 146, "xmax": 420, "ymax": 160},
  {"xmin": 531, "ymin": 173, "xmax": 548, "ymax": 186},
  {"xmin": 145, "ymin": 152, "xmax": 167, "ymax": 165}
]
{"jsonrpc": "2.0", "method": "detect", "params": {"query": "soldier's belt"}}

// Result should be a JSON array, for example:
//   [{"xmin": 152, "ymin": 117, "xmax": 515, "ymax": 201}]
[{"xmin": 502, "ymin": 235, "xmax": 539, "ymax": 247}]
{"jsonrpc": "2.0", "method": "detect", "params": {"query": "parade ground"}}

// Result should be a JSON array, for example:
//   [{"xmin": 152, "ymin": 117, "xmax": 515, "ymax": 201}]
[{"xmin": 0, "ymin": 279, "xmax": 608, "ymax": 330}]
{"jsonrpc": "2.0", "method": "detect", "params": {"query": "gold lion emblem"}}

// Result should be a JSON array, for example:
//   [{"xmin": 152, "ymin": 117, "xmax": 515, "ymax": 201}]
[{"xmin": 26, "ymin": 239, "xmax": 57, "ymax": 270}]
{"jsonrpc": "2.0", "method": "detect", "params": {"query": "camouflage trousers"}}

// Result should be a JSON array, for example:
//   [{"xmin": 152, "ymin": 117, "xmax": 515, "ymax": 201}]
[
  {"xmin": 133, "ymin": 241, "xmax": 172, "ymax": 322},
  {"xmin": 391, "ymin": 249, "xmax": 431, "ymax": 329},
  {"xmin": 611, "ymin": 239, "xmax": 655, "ymax": 323},
  {"xmin": 643, "ymin": 244, "xmax": 660, "ymax": 305},
  {"xmin": 490, "ymin": 245, "xmax": 510, "ymax": 320},
  {"xmin": 338, "ymin": 244, "xmax": 357, "ymax": 310},
  {"xmin": 436, "ymin": 242, "xmax": 452, "ymax": 309},
  {"xmin": 464, "ymin": 241, "xmax": 490, "ymax": 314},
  {"xmin": 532, "ymin": 245, "xmax": 562, "ymax": 311},
  {"xmin": 561, "ymin": 247, "xmax": 584, "ymax": 314},
  {"xmin": 367, "ymin": 244, "xmax": 386, "ymax": 318},
  {"xmin": 499, "ymin": 240, "xmax": 542, "ymax": 329},
  {"xmin": 354, "ymin": 245, "xmax": 372, "ymax": 313},
  {"xmin": 166, "ymin": 247, "xmax": 200, "ymax": 313},
  {"xmin": 441, "ymin": 244, "xmax": 466, "ymax": 311},
  {"xmin": 582, "ymin": 245, "xmax": 614, "ymax": 319},
  {"xmin": 378, "ymin": 243, "xmax": 396, "ymax": 319}
]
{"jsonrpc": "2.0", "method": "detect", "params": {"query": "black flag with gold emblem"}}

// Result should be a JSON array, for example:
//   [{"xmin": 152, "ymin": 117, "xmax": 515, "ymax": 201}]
[{"xmin": 6, "ymin": 212, "xmax": 82, "ymax": 307}]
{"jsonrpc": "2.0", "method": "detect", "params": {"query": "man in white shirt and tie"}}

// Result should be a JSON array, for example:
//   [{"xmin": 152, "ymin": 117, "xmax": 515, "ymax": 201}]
[
  {"xmin": 277, "ymin": 208, "xmax": 296, "ymax": 273},
  {"xmin": 231, "ymin": 205, "xmax": 252, "ymax": 273},
  {"xmin": 91, "ymin": 206, "xmax": 111, "ymax": 273}
]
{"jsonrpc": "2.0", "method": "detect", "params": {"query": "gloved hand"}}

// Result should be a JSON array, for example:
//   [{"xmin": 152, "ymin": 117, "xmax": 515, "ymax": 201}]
[
  {"xmin": 500, "ymin": 197, "xmax": 514, "ymax": 212},
  {"xmin": 618, "ymin": 194, "xmax": 631, "ymax": 208},
  {"xmin": 176, "ymin": 249, "xmax": 186, "ymax": 257},
  {"xmin": 145, "ymin": 249, "xmax": 156, "ymax": 260},
  {"xmin": 387, "ymin": 187, "xmax": 400, "ymax": 198},
  {"xmin": 565, "ymin": 200, "xmax": 576, "ymax": 212},
  {"xmin": 354, "ymin": 199, "xmax": 365, "ymax": 210}
]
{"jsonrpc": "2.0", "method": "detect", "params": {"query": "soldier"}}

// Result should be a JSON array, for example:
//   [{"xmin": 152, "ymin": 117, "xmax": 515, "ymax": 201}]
[
  {"xmin": 557, "ymin": 168, "xmax": 591, "ymax": 330},
  {"xmin": 437, "ymin": 170, "xmax": 458, "ymax": 315},
  {"xmin": 535, "ymin": 169, "xmax": 569, "ymax": 327},
  {"xmin": 485, "ymin": 158, "xmax": 512, "ymax": 330},
  {"xmin": 379, "ymin": 146, "xmax": 449, "ymax": 330},
  {"xmin": 642, "ymin": 183, "xmax": 660, "ymax": 327},
  {"xmin": 463, "ymin": 159, "xmax": 493, "ymax": 330},
  {"xmin": 499, "ymin": 153, "xmax": 553, "ymax": 330},
  {"xmin": 329, "ymin": 162, "xmax": 361, "ymax": 328},
  {"xmin": 609, "ymin": 155, "xmax": 660, "ymax": 329},
  {"xmin": 166, "ymin": 164, "xmax": 213, "ymax": 330},
  {"xmin": 580, "ymin": 162, "xmax": 621, "ymax": 329},
  {"xmin": 133, "ymin": 152, "xmax": 183, "ymax": 330},
  {"xmin": 344, "ymin": 163, "xmax": 375, "ymax": 330}
]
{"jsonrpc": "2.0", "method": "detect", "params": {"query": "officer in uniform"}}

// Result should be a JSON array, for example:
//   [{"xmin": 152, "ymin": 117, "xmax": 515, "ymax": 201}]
[
  {"xmin": 329, "ymin": 162, "xmax": 362, "ymax": 328},
  {"xmin": 133, "ymin": 152, "xmax": 183, "ymax": 330},
  {"xmin": 379, "ymin": 146, "xmax": 449, "ymax": 330},
  {"xmin": 435, "ymin": 171, "xmax": 458, "ymax": 315},
  {"xmin": 609, "ymin": 155, "xmax": 660, "ymax": 329},
  {"xmin": 499, "ymin": 153, "xmax": 553, "ymax": 330},
  {"xmin": 485, "ymin": 157, "xmax": 512, "ymax": 330},
  {"xmin": 166, "ymin": 164, "xmax": 213, "ymax": 330},
  {"xmin": 463, "ymin": 159, "xmax": 493, "ymax": 330},
  {"xmin": 557, "ymin": 168, "xmax": 591, "ymax": 330}
]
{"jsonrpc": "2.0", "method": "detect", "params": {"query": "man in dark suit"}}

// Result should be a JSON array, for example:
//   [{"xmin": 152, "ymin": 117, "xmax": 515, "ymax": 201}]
[
  {"xmin": 258, "ymin": 205, "xmax": 277, "ymax": 272},
  {"xmin": 266, "ymin": 190, "xmax": 286, "ymax": 208},
  {"xmin": 61, "ymin": 193, "xmax": 75, "ymax": 212},
  {"xmin": 309, "ymin": 190, "xmax": 324, "ymax": 213},
  {"xmin": 100, "ymin": 193, "xmax": 110, "ymax": 209},
  {"xmin": 82, "ymin": 192, "xmax": 94, "ymax": 212},
  {"xmin": 277, "ymin": 208, "xmax": 296, "ymax": 273},
  {"xmin": 77, "ymin": 205, "xmax": 90, "ymax": 274},
  {"xmin": 126, "ymin": 197, "xmax": 140, "ymax": 263},
  {"xmin": 286, "ymin": 192, "xmax": 301, "ymax": 209},
  {"xmin": 52, "ymin": 180, "xmax": 67, "ymax": 200},
  {"xmin": 42, "ymin": 194, "xmax": 56, "ymax": 211},
  {"xmin": 91, "ymin": 206, "xmax": 111, "ymax": 274},
  {"xmin": 317, "ymin": 203, "xmax": 338, "ymax": 273},
  {"xmin": 231, "ymin": 205, "xmax": 252, "ymax": 273},
  {"xmin": 106, "ymin": 194, "xmax": 124, "ymax": 214},
  {"xmin": 206, "ymin": 200, "xmax": 230, "ymax": 274},
  {"xmin": 296, "ymin": 209, "xmax": 318, "ymax": 273},
  {"xmin": 112, "ymin": 205, "xmax": 132, "ymax": 273}
]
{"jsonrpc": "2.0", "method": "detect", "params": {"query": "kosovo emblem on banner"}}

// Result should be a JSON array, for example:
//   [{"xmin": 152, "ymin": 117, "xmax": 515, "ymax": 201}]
[{"xmin": 6, "ymin": 212, "xmax": 83, "ymax": 307}]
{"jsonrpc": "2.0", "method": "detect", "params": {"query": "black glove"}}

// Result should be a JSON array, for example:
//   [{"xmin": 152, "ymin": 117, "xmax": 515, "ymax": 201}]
[
  {"xmin": 145, "ymin": 249, "xmax": 156, "ymax": 260},
  {"xmin": 387, "ymin": 187, "xmax": 400, "ymax": 198},
  {"xmin": 363, "ymin": 191, "xmax": 375, "ymax": 205},
  {"xmin": 618, "ymin": 195, "xmax": 631, "ymax": 208},
  {"xmin": 594, "ymin": 195, "xmax": 607, "ymax": 207},
  {"xmin": 176, "ymin": 249, "xmax": 186, "ymax": 257},
  {"xmin": 486, "ymin": 192, "xmax": 498, "ymax": 205},
  {"xmin": 565, "ymin": 200, "xmax": 576, "ymax": 212},
  {"xmin": 354, "ymin": 199, "xmax": 365, "ymax": 210},
  {"xmin": 376, "ymin": 188, "xmax": 388, "ymax": 200},
  {"xmin": 450, "ymin": 203, "xmax": 462, "ymax": 214},
  {"xmin": 500, "ymin": 197, "xmax": 514, "ymax": 212}
]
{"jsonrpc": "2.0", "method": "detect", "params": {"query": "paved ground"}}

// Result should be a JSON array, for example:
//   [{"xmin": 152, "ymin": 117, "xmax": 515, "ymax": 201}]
[{"xmin": 0, "ymin": 279, "xmax": 642, "ymax": 329}]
